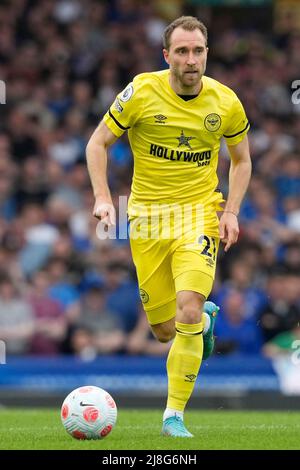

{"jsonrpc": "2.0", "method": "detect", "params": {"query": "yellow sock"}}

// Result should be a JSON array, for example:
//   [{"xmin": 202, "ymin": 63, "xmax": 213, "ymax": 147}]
[{"xmin": 166, "ymin": 321, "xmax": 203, "ymax": 411}]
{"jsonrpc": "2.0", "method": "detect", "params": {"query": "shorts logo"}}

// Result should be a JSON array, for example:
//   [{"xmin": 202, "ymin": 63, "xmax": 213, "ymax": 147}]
[
  {"xmin": 206, "ymin": 258, "xmax": 214, "ymax": 268},
  {"xmin": 204, "ymin": 113, "xmax": 221, "ymax": 132},
  {"xmin": 185, "ymin": 374, "xmax": 197, "ymax": 383},
  {"xmin": 120, "ymin": 84, "xmax": 133, "ymax": 102},
  {"xmin": 139, "ymin": 289, "xmax": 149, "ymax": 304}
]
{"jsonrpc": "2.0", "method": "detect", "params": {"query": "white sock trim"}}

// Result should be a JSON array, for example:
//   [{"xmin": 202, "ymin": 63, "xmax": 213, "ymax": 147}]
[
  {"xmin": 203, "ymin": 312, "xmax": 210, "ymax": 335},
  {"xmin": 163, "ymin": 408, "xmax": 184, "ymax": 422}
]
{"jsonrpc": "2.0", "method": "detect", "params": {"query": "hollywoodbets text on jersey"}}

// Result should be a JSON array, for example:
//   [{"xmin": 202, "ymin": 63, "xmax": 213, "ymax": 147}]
[{"xmin": 149, "ymin": 144, "xmax": 211, "ymax": 167}]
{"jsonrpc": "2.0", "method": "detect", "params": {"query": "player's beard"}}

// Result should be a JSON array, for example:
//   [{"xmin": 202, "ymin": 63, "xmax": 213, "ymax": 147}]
[
  {"xmin": 174, "ymin": 62, "xmax": 206, "ymax": 93},
  {"xmin": 182, "ymin": 70, "xmax": 201, "ymax": 87}
]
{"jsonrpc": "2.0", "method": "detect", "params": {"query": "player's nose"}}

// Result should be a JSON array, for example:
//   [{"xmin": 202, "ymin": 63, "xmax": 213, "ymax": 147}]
[{"xmin": 186, "ymin": 52, "xmax": 197, "ymax": 65}]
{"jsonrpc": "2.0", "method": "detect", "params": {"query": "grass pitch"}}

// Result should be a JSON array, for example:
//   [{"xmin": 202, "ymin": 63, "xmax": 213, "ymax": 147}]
[{"xmin": 0, "ymin": 409, "xmax": 299, "ymax": 450}]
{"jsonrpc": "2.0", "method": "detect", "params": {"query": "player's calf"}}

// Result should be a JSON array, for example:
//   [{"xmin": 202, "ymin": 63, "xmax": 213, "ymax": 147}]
[{"xmin": 151, "ymin": 319, "xmax": 176, "ymax": 343}]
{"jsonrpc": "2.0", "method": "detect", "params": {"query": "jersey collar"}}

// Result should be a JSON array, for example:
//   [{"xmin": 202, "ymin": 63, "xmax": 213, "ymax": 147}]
[{"xmin": 165, "ymin": 70, "xmax": 206, "ymax": 105}]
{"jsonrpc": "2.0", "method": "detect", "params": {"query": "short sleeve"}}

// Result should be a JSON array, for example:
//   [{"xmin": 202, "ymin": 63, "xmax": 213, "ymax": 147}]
[
  {"xmin": 223, "ymin": 96, "xmax": 250, "ymax": 146},
  {"xmin": 103, "ymin": 78, "xmax": 144, "ymax": 138}
]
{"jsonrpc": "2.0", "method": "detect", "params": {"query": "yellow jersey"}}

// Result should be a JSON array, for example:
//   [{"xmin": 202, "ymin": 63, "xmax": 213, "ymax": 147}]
[{"xmin": 104, "ymin": 69, "xmax": 249, "ymax": 218}]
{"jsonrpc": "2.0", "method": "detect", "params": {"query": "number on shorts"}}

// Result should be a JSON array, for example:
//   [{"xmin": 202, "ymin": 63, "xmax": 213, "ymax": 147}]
[{"xmin": 198, "ymin": 235, "xmax": 216, "ymax": 261}]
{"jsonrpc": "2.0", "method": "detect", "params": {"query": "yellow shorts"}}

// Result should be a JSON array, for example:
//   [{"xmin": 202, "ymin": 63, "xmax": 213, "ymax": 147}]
[{"xmin": 129, "ymin": 213, "xmax": 220, "ymax": 326}]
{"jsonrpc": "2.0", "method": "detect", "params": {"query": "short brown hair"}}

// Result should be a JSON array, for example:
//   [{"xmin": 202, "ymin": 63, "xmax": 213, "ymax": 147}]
[{"xmin": 163, "ymin": 16, "xmax": 208, "ymax": 50}]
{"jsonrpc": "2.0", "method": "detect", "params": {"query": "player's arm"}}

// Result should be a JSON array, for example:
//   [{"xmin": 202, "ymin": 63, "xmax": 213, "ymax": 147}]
[
  {"xmin": 86, "ymin": 80, "xmax": 141, "ymax": 226},
  {"xmin": 219, "ymin": 135, "xmax": 252, "ymax": 252},
  {"xmin": 86, "ymin": 120, "xmax": 118, "ymax": 227}
]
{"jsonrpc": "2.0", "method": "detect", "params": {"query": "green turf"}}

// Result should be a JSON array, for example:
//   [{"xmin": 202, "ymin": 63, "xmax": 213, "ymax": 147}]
[{"xmin": 0, "ymin": 409, "xmax": 299, "ymax": 450}]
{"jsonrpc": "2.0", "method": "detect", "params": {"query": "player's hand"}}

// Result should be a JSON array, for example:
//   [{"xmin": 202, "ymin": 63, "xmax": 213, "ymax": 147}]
[
  {"xmin": 219, "ymin": 212, "xmax": 239, "ymax": 252},
  {"xmin": 93, "ymin": 199, "xmax": 116, "ymax": 228}
]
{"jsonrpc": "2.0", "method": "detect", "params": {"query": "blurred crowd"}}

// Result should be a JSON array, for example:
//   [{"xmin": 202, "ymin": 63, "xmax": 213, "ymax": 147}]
[{"xmin": 0, "ymin": 0, "xmax": 299, "ymax": 359}]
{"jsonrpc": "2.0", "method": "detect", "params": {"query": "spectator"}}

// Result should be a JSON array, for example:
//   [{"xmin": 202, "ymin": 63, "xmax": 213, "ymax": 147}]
[
  {"xmin": 215, "ymin": 288, "xmax": 263, "ymax": 355},
  {"xmin": 259, "ymin": 271, "xmax": 300, "ymax": 343},
  {"xmin": 28, "ymin": 270, "xmax": 67, "ymax": 355},
  {"xmin": 0, "ymin": 275, "xmax": 34, "ymax": 354},
  {"xmin": 263, "ymin": 324, "xmax": 300, "ymax": 359},
  {"xmin": 127, "ymin": 308, "xmax": 170, "ymax": 356},
  {"xmin": 104, "ymin": 261, "xmax": 140, "ymax": 333},
  {"xmin": 213, "ymin": 258, "xmax": 267, "ymax": 320},
  {"xmin": 71, "ymin": 284, "xmax": 126, "ymax": 354}
]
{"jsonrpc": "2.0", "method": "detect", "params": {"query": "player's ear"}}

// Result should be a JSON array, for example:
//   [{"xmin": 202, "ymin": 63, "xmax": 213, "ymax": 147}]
[{"xmin": 163, "ymin": 48, "xmax": 170, "ymax": 65}]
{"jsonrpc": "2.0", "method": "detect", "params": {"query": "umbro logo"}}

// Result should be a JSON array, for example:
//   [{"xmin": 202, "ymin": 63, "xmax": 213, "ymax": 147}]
[
  {"xmin": 185, "ymin": 374, "xmax": 197, "ymax": 383},
  {"xmin": 206, "ymin": 258, "xmax": 214, "ymax": 268},
  {"xmin": 154, "ymin": 114, "xmax": 167, "ymax": 123}
]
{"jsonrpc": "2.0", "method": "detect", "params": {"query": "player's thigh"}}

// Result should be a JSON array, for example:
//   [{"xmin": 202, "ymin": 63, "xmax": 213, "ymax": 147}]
[
  {"xmin": 129, "ymin": 235, "xmax": 176, "ymax": 325},
  {"xmin": 172, "ymin": 235, "xmax": 220, "ymax": 298}
]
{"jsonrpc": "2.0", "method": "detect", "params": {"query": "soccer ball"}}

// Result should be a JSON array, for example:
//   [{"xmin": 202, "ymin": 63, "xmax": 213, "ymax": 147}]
[{"xmin": 61, "ymin": 385, "xmax": 117, "ymax": 440}]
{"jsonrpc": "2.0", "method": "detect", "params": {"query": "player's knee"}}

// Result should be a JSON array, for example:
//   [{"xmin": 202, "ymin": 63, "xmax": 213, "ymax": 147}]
[
  {"xmin": 180, "ymin": 306, "xmax": 203, "ymax": 324},
  {"xmin": 177, "ymin": 292, "xmax": 205, "ymax": 324},
  {"xmin": 177, "ymin": 303, "xmax": 204, "ymax": 324}
]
